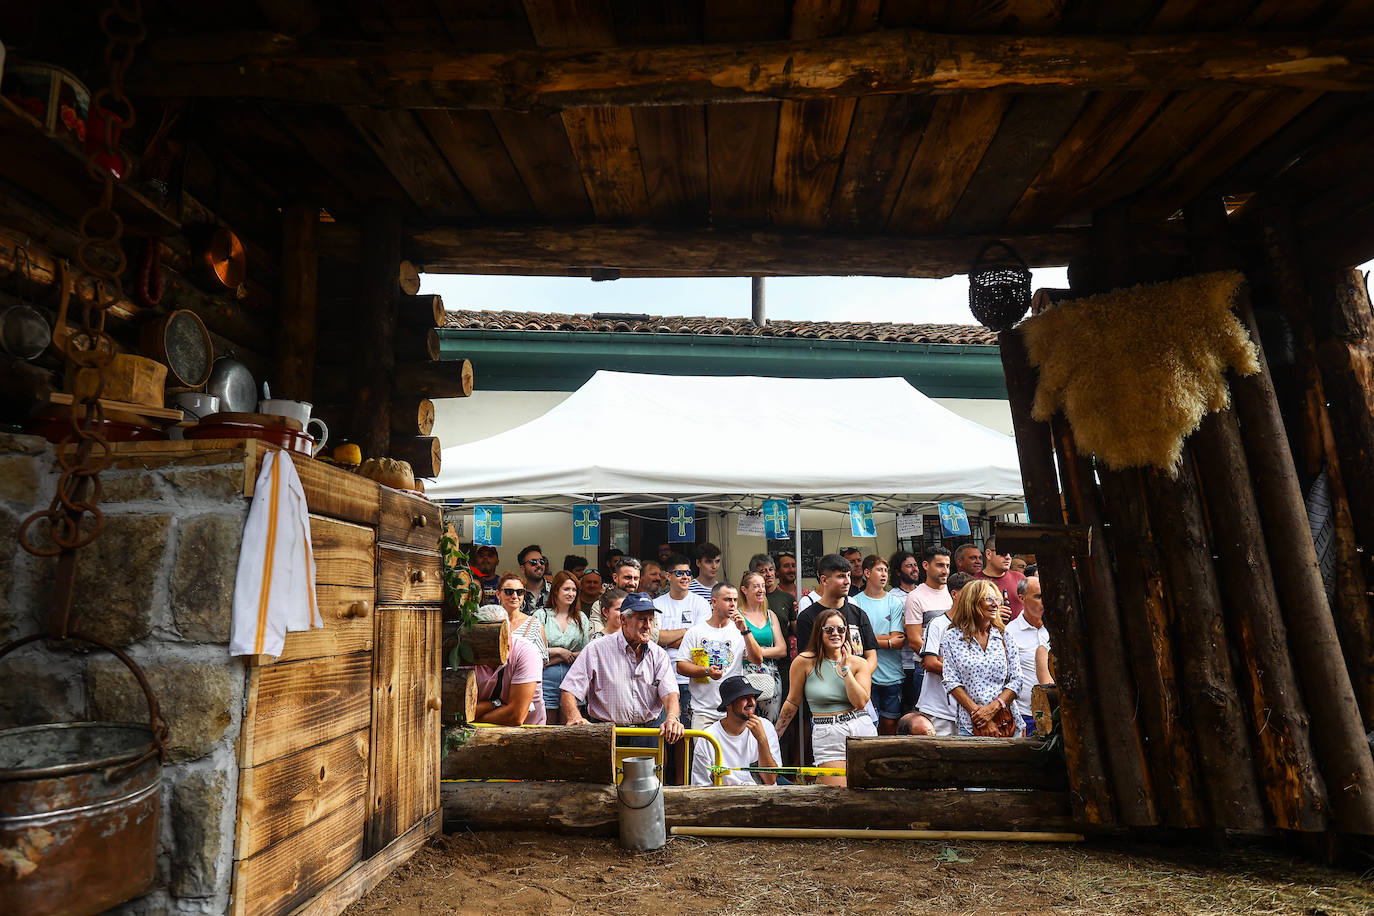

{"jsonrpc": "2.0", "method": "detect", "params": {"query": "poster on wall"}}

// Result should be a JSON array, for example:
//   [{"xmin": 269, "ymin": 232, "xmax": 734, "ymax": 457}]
[
  {"xmin": 473, "ymin": 505, "xmax": 503, "ymax": 546},
  {"xmin": 736, "ymin": 510, "xmax": 765, "ymax": 537},
  {"xmin": 895, "ymin": 513, "xmax": 923, "ymax": 538}
]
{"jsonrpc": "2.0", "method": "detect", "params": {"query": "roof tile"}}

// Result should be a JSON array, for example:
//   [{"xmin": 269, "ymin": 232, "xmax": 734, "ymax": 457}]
[{"xmin": 442, "ymin": 310, "xmax": 997, "ymax": 346}]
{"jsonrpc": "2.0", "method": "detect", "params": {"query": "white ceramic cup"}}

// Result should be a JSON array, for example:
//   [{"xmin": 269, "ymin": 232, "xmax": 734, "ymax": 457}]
[{"xmin": 258, "ymin": 398, "xmax": 329, "ymax": 456}]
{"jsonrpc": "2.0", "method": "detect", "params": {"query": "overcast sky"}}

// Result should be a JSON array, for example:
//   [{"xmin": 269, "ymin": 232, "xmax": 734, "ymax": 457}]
[
  {"xmin": 423, "ymin": 268, "xmax": 1070, "ymax": 324},
  {"xmin": 424, "ymin": 260, "xmax": 1372, "ymax": 324}
]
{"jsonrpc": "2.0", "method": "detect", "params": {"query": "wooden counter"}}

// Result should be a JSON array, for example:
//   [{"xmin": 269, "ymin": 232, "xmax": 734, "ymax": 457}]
[{"xmin": 105, "ymin": 439, "xmax": 443, "ymax": 916}]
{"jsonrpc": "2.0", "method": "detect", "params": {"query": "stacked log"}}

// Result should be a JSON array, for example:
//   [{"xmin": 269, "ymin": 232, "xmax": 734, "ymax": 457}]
[
  {"xmin": 846, "ymin": 737, "xmax": 1068, "ymax": 791},
  {"xmin": 439, "ymin": 724, "xmax": 615, "ymax": 782},
  {"xmin": 441, "ymin": 668, "xmax": 477, "ymax": 725}
]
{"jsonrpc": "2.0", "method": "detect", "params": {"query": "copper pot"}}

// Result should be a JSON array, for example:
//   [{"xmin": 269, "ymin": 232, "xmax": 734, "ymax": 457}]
[{"xmin": 196, "ymin": 226, "xmax": 246, "ymax": 293}]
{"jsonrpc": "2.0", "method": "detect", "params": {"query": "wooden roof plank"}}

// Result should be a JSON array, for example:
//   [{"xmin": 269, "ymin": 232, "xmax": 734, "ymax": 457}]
[
  {"xmin": 885, "ymin": 94, "xmax": 1011, "ymax": 235},
  {"xmin": 1004, "ymin": 90, "xmax": 1170, "ymax": 230},
  {"xmin": 943, "ymin": 92, "xmax": 1089, "ymax": 236},
  {"xmin": 345, "ymin": 109, "xmax": 478, "ymax": 220},
  {"xmin": 706, "ymin": 103, "xmax": 780, "ymax": 224},
  {"xmin": 826, "ymin": 94, "xmax": 935, "ymax": 232},
  {"xmin": 488, "ymin": 110, "xmax": 594, "ymax": 219},
  {"xmin": 419, "ymin": 109, "xmax": 538, "ymax": 218},
  {"xmin": 560, "ymin": 107, "xmax": 653, "ymax": 220},
  {"xmin": 432, "ymin": 0, "xmax": 538, "ymax": 49},
  {"xmin": 1135, "ymin": 90, "xmax": 1321, "ymax": 220},
  {"xmin": 271, "ymin": 106, "xmax": 414, "ymax": 214},
  {"xmin": 632, "ymin": 107, "xmax": 710, "ymax": 223}
]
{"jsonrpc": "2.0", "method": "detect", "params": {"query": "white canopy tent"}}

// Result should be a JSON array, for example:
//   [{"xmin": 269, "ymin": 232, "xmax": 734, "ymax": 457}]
[{"xmin": 429, "ymin": 372, "xmax": 1024, "ymax": 516}]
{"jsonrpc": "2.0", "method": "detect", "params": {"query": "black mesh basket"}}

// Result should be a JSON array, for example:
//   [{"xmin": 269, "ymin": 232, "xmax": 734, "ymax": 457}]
[{"xmin": 968, "ymin": 241, "xmax": 1032, "ymax": 332}]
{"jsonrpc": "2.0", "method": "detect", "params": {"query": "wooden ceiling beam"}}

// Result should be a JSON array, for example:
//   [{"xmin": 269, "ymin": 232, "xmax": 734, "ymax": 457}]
[
  {"xmin": 134, "ymin": 29, "xmax": 1374, "ymax": 109},
  {"xmin": 394, "ymin": 222, "xmax": 1089, "ymax": 278}
]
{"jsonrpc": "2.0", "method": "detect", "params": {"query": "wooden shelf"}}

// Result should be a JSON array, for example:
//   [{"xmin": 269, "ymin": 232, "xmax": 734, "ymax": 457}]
[{"xmin": 0, "ymin": 96, "xmax": 180, "ymax": 236}]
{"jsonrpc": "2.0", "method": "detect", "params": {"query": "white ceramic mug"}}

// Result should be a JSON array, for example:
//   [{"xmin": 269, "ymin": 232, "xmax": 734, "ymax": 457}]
[
  {"xmin": 258, "ymin": 398, "xmax": 328, "ymax": 456},
  {"xmin": 174, "ymin": 391, "xmax": 220, "ymax": 420},
  {"xmin": 305, "ymin": 417, "xmax": 329, "ymax": 456}
]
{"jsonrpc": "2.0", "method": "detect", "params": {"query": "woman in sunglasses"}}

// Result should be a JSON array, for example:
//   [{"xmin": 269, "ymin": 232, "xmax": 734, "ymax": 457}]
[
  {"xmin": 941, "ymin": 580, "xmax": 1022, "ymax": 737},
  {"xmin": 491, "ymin": 571, "xmax": 548, "ymax": 669},
  {"xmin": 775, "ymin": 607, "xmax": 875, "ymax": 785},
  {"xmin": 536, "ymin": 570, "xmax": 590, "ymax": 723}
]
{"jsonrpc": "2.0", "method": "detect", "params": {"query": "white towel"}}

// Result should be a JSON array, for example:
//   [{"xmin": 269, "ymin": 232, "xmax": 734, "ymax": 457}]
[{"xmin": 230, "ymin": 449, "xmax": 322, "ymax": 657}]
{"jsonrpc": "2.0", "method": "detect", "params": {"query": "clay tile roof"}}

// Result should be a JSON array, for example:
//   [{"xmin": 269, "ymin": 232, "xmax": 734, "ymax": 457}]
[{"xmin": 442, "ymin": 310, "xmax": 998, "ymax": 346}]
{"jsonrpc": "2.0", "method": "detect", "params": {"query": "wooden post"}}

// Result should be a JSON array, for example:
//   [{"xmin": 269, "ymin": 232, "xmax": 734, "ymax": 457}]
[
  {"xmin": 390, "ymin": 398, "xmax": 435, "ymax": 437},
  {"xmin": 391, "ymin": 436, "xmax": 441, "ymax": 479},
  {"xmin": 399, "ymin": 294, "xmax": 446, "ymax": 329},
  {"xmin": 355, "ymin": 201, "xmax": 402, "ymax": 459},
  {"xmin": 846, "ymin": 737, "xmax": 1069, "ymax": 791},
  {"xmin": 393, "ymin": 360, "xmax": 475, "ymax": 399},
  {"xmin": 1046, "ymin": 417, "xmax": 1159, "ymax": 828},
  {"xmin": 274, "ymin": 203, "xmax": 319, "ymax": 400},
  {"xmin": 1226, "ymin": 267, "xmax": 1374, "ymax": 834},
  {"xmin": 439, "ymin": 724, "xmax": 616, "ymax": 782},
  {"xmin": 1031, "ymin": 684, "xmax": 1058, "ymax": 737},
  {"xmin": 1183, "ymin": 198, "xmax": 1329, "ymax": 831},
  {"xmin": 442, "ymin": 620, "xmax": 509, "ymax": 668},
  {"xmin": 999, "ymin": 328, "xmax": 1115, "ymax": 826},
  {"xmin": 1315, "ymin": 269, "xmax": 1374, "ymax": 542}
]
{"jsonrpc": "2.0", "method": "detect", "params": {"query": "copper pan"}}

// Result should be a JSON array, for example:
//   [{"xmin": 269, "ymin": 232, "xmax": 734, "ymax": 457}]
[{"xmin": 191, "ymin": 225, "xmax": 246, "ymax": 294}]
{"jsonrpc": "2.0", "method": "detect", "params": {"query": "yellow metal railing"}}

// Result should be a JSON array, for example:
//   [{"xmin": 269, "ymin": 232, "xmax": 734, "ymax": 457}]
[{"xmin": 458, "ymin": 722, "xmax": 726, "ymax": 786}]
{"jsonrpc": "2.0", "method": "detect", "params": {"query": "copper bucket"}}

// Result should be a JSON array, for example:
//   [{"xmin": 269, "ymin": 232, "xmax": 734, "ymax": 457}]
[{"xmin": 0, "ymin": 635, "xmax": 166, "ymax": 916}]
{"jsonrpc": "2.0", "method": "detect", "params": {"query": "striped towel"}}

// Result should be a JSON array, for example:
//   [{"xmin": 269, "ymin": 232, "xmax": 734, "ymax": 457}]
[{"xmin": 230, "ymin": 449, "xmax": 322, "ymax": 657}]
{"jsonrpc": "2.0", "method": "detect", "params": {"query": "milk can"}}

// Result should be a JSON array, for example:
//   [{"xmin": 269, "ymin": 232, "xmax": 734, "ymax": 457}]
[{"xmin": 617, "ymin": 756, "xmax": 665, "ymax": 850}]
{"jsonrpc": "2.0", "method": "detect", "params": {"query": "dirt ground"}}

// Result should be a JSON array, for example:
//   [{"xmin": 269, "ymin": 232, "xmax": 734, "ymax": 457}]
[{"xmin": 346, "ymin": 831, "xmax": 1374, "ymax": 916}]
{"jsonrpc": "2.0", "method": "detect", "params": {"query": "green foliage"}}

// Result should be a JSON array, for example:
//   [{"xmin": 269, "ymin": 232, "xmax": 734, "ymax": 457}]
[
  {"xmin": 438, "ymin": 528, "xmax": 482, "ymax": 666},
  {"xmin": 441, "ymin": 724, "xmax": 475, "ymax": 757}
]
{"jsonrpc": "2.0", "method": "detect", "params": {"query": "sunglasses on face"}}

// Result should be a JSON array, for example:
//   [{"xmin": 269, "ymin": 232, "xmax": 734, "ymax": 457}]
[
  {"xmin": 525, "ymin": 558, "xmax": 546, "ymax": 566},
  {"xmin": 669, "ymin": 569, "xmax": 692, "ymax": 577},
  {"xmin": 820, "ymin": 625, "xmax": 847, "ymax": 636},
  {"xmin": 502, "ymin": 587, "xmax": 526, "ymax": 597}
]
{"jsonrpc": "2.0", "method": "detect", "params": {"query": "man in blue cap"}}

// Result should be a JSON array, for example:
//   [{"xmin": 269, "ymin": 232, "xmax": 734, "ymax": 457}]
[{"xmin": 689, "ymin": 675, "xmax": 781, "ymax": 786}]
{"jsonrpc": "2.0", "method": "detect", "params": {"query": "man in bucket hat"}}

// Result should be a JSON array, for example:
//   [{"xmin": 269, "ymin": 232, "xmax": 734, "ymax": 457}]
[{"xmin": 689, "ymin": 675, "xmax": 781, "ymax": 786}]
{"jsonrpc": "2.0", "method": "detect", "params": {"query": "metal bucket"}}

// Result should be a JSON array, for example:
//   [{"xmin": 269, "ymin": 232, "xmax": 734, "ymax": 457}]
[
  {"xmin": 617, "ymin": 756, "xmax": 665, "ymax": 851},
  {"xmin": 0, "ymin": 722, "xmax": 161, "ymax": 916}
]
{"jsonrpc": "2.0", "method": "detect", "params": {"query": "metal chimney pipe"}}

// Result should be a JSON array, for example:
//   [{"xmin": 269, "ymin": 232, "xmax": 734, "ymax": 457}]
[{"xmin": 751, "ymin": 276, "xmax": 766, "ymax": 325}]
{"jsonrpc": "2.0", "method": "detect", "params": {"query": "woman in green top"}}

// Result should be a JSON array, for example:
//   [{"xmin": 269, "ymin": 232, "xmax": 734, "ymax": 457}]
[
  {"xmin": 739, "ymin": 571, "xmax": 787, "ymax": 722},
  {"xmin": 536, "ymin": 571, "xmax": 590, "ymax": 723},
  {"xmin": 776, "ymin": 608, "xmax": 875, "ymax": 785}
]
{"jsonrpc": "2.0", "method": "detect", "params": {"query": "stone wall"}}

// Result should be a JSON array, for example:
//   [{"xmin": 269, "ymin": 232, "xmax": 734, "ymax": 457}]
[{"xmin": 0, "ymin": 434, "xmax": 251, "ymax": 915}]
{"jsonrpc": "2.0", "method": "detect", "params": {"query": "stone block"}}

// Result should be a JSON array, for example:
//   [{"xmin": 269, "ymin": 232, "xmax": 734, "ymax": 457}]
[
  {"xmin": 173, "ymin": 515, "xmax": 244, "ymax": 643},
  {"xmin": 0, "ymin": 432, "xmax": 50, "ymax": 456},
  {"xmin": 101, "ymin": 470, "xmax": 167, "ymax": 504},
  {"xmin": 0, "ymin": 454, "xmax": 43, "ymax": 505},
  {"xmin": 0, "ymin": 506, "xmax": 19, "ymax": 636},
  {"xmin": 89, "ymin": 656, "xmax": 236, "ymax": 762},
  {"xmin": 162, "ymin": 466, "xmax": 246, "ymax": 503},
  {"xmin": 70, "ymin": 513, "xmax": 174, "ymax": 646},
  {"xmin": 170, "ymin": 767, "xmax": 230, "ymax": 898},
  {"xmin": 0, "ymin": 652, "xmax": 83, "ymax": 727}
]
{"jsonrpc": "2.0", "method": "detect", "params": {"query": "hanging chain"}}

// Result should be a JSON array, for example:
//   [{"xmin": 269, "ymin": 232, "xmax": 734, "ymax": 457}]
[{"xmin": 17, "ymin": 0, "xmax": 146, "ymax": 639}]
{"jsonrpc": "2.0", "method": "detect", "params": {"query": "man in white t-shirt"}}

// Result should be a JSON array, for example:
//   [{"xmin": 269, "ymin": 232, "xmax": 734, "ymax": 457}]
[
  {"xmin": 902, "ymin": 547, "xmax": 953, "ymax": 702},
  {"xmin": 654, "ymin": 553, "xmax": 711, "ymax": 727},
  {"xmin": 676, "ymin": 583, "xmax": 762, "ymax": 729},
  {"xmin": 690, "ymin": 676, "xmax": 781, "ymax": 786},
  {"xmin": 1005, "ymin": 575, "xmax": 1053, "ymax": 735}
]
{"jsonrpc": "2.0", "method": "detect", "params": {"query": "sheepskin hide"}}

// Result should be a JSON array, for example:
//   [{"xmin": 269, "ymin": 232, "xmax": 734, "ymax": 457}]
[{"xmin": 1020, "ymin": 270, "xmax": 1259, "ymax": 473}]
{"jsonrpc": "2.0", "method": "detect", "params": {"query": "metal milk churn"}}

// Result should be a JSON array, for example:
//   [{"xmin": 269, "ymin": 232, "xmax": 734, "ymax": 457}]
[{"xmin": 617, "ymin": 756, "xmax": 666, "ymax": 850}]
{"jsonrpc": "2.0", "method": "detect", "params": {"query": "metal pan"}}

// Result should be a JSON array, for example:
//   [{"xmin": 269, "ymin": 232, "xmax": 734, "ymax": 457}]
[{"xmin": 204, "ymin": 355, "xmax": 256, "ymax": 414}]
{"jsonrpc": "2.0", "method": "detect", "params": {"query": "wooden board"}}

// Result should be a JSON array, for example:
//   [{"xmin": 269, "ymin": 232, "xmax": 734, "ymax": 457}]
[
  {"xmin": 309, "ymin": 515, "xmax": 377, "ymax": 588},
  {"xmin": 487, "ymin": 110, "xmax": 592, "ymax": 219},
  {"xmin": 367, "ymin": 607, "xmax": 441, "ymax": 855},
  {"xmin": 631, "ymin": 106, "xmax": 709, "ymax": 222},
  {"xmin": 560, "ymin": 107, "xmax": 652, "ymax": 220},
  {"xmin": 239, "ymin": 653, "xmax": 373, "ymax": 768},
  {"xmin": 289, "ymin": 810, "xmax": 439, "ymax": 916},
  {"xmin": 826, "ymin": 94, "xmax": 934, "ymax": 232},
  {"xmin": 345, "ymin": 109, "xmax": 477, "ymax": 220},
  {"xmin": 247, "ymin": 445, "xmax": 381, "ymax": 527},
  {"xmin": 377, "ymin": 544, "xmax": 443, "ymax": 604},
  {"xmin": 274, "ymin": 584, "xmax": 376, "ymax": 664},
  {"xmin": 230, "ymin": 795, "xmax": 366, "ymax": 916},
  {"xmin": 419, "ymin": 109, "xmax": 536, "ymax": 218},
  {"xmin": 235, "ymin": 728, "xmax": 370, "ymax": 860},
  {"xmin": 378, "ymin": 488, "xmax": 443, "ymax": 550}
]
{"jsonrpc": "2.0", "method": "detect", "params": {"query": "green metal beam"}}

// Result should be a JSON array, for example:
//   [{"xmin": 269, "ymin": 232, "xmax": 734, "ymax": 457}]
[{"xmin": 439, "ymin": 329, "xmax": 1007, "ymax": 398}]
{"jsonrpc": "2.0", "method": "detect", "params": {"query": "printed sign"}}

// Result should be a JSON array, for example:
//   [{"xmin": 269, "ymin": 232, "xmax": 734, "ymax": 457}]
[
  {"xmin": 571, "ymin": 503, "xmax": 600, "ymax": 546},
  {"xmin": 938, "ymin": 501, "xmax": 970, "ymax": 537},
  {"xmin": 473, "ymin": 505, "xmax": 503, "ymax": 546},
  {"xmin": 736, "ymin": 511, "xmax": 765, "ymax": 537},
  {"xmin": 895, "ymin": 513, "xmax": 922, "ymax": 538},
  {"xmin": 667, "ymin": 502, "xmax": 696, "ymax": 542},
  {"xmin": 849, "ymin": 500, "xmax": 876, "ymax": 538}
]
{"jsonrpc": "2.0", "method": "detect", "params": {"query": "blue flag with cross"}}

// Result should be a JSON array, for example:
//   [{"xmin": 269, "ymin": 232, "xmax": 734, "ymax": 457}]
[
  {"xmin": 849, "ymin": 500, "xmax": 876, "ymax": 538},
  {"xmin": 473, "ymin": 505, "xmax": 503, "ymax": 546},
  {"xmin": 571, "ymin": 503, "xmax": 600, "ymax": 546},
  {"xmin": 667, "ymin": 502, "xmax": 695, "ymax": 543},
  {"xmin": 762, "ymin": 499, "xmax": 790, "ymax": 540},
  {"xmin": 938, "ymin": 501, "xmax": 970, "ymax": 537}
]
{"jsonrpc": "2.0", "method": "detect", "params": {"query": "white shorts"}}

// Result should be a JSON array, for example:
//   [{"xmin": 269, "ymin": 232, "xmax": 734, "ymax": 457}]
[
  {"xmin": 811, "ymin": 711, "xmax": 877, "ymax": 765},
  {"xmin": 928, "ymin": 715, "xmax": 957, "ymax": 737}
]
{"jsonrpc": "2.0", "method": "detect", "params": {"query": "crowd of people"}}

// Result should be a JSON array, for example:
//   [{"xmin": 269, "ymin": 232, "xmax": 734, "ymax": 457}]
[{"xmin": 462, "ymin": 537, "xmax": 1053, "ymax": 786}]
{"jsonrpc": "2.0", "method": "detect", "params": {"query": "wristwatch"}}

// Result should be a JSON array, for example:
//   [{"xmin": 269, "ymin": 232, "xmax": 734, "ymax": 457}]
[{"xmin": 491, "ymin": 698, "xmax": 503, "ymax": 708}]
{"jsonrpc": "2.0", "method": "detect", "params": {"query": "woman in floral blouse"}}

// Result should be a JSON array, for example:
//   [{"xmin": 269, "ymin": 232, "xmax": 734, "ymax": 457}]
[{"xmin": 941, "ymin": 580, "xmax": 1022, "ymax": 737}]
